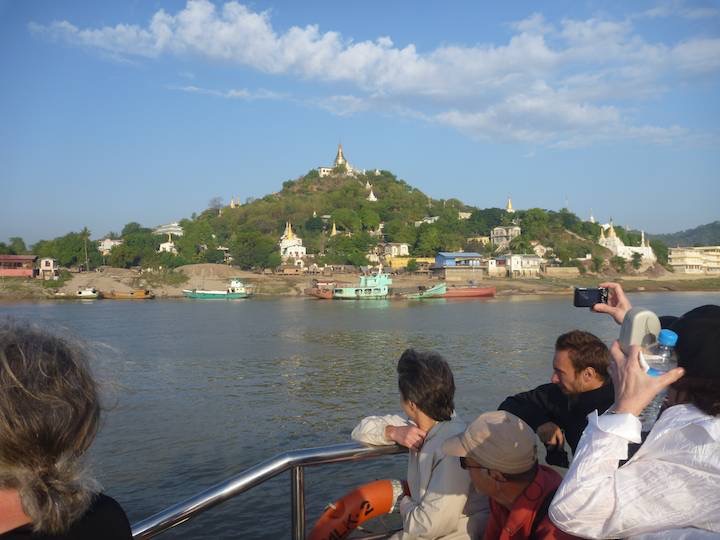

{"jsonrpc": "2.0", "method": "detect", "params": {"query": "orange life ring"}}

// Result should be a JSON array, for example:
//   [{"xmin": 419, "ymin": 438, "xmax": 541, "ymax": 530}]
[{"xmin": 308, "ymin": 478, "xmax": 408, "ymax": 540}]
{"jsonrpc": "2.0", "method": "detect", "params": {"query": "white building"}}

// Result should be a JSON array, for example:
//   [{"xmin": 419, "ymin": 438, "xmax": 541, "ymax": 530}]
[
  {"xmin": 497, "ymin": 254, "xmax": 543, "ymax": 277},
  {"xmin": 491, "ymin": 225, "xmax": 522, "ymax": 249},
  {"xmin": 366, "ymin": 189, "xmax": 378, "ymax": 202},
  {"xmin": 598, "ymin": 223, "xmax": 656, "ymax": 263},
  {"xmin": 669, "ymin": 246, "xmax": 720, "ymax": 274},
  {"xmin": 279, "ymin": 222, "xmax": 307, "ymax": 261},
  {"xmin": 383, "ymin": 243, "xmax": 410, "ymax": 257},
  {"xmin": 158, "ymin": 241, "xmax": 178, "ymax": 255},
  {"xmin": 414, "ymin": 216, "xmax": 440, "ymax": 227},
  {"xmin": 97, "ymin": 238, "xmax": 123, "ymax": 256},
  {"xmin": 38, "ymin": 257, "xmax": 59, "ymax": 280},
  {"xmin": 458, "ymin": 212, "xmax": 472, "ymax": 220}
]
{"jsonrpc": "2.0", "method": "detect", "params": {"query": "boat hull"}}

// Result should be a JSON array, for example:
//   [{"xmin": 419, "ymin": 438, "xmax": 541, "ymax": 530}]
[
  {"xmin": 441, "ymin": 286, "xmax": 496, "ymax": 298},
  {"xmin": 182, "ymin": 290, "xmax": 249, "ymax": 299},
  {"xmin": 305, "ymin": 287, "xmax": 334, "ymax": 299},
  {"xmin": 100, "ymin": 290, "xmax": 155, "ymax": 300}
]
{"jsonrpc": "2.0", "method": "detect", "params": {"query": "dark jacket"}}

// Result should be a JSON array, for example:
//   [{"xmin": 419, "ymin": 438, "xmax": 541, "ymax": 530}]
[{"xmin": 498, "ymin": 382, "xmax": 614, "ymax": 455}]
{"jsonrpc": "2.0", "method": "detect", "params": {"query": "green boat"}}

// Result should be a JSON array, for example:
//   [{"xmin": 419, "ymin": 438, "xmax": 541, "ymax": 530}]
[
  {"xmin": 405, "ymin": 283, "xmax": 447, "ymax": 299},
  {"xmin": 332, "ymin": 272, "xmax": 392, "ymax": 299},
  {"xmin": 182, "ymin": 278, "xmax": 250, "ymax": 299}
]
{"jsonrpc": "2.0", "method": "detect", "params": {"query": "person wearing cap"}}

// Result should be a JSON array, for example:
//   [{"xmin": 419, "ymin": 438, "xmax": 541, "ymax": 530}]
[
  {"xmin": 498, "ymin": 330, "xmax": 613, "ymax": 466},
  {"xmin": 549, "ymin": 304, "xmax": 720, "ymax": 538},
  {"xmin": 442, "ymin": 411, "xmax": 580, "ymax": 540},
  {"xmin": 351, "ymin": 349, "xmax": 488, "ymax": 540}
]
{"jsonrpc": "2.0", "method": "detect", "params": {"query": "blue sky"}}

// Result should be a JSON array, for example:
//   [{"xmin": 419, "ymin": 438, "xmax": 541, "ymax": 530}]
[{"xmin": 2, "ymin": 0, "xmax": 719, "ymax": 243}]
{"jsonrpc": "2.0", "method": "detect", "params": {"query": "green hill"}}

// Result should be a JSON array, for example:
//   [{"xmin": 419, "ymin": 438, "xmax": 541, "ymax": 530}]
[
  {"xmin": 19, "ymin": 167, "xmax": 654, "ymax": 271},
  {"xmin": 649, "ymin": 221, "xmax": 720, "ymax": 247}
]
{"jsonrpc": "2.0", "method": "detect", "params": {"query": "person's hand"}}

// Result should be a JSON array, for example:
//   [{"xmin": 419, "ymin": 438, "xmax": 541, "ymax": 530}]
[
  {"xmin": 537, "ymin": 421, "xmax": 565, "ymax": 448},
  {"xmin": 592, "ymin": 282, "xmax": 632, "ymax": 324},
  {"xmin": 386, "ymin": 425, "xmax": 427, "ymax": 450},
  {"xmin": 609, "ymin": 342, "xmax": 685, "ymax": 417}
]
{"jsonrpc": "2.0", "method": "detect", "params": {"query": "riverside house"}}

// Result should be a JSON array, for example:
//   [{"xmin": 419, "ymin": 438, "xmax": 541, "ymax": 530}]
[{"xmin": 0, "ymin": 255, "xmax": 37, "ymax": 278}]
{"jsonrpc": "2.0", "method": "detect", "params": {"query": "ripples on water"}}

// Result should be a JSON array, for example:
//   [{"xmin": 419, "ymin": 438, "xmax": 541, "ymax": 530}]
[{"xmin": 2, "ymin": 292, "xmax": 718, "ymax": 538}]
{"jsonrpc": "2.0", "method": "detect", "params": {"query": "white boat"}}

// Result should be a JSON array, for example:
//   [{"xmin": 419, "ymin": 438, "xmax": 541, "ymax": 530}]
[{"xmin": 52, "ymin": 287, "xmax": 99, "ymax": 299}]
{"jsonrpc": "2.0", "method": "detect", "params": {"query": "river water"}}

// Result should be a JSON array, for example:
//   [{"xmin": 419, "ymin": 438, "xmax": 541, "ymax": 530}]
[{"xmin": 2, "ymin": 291, "xmax": 718, "ymax": 538}]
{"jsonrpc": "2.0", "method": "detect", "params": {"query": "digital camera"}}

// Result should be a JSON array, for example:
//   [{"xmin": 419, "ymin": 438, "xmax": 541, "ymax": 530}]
[{"xmin": 573, "ymin": 287, "xmax": 609, "ymax": 308}]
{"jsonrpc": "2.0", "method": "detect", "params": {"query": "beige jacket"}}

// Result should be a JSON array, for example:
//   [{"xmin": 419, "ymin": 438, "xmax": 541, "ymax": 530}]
[{"xmin": 352, "ymin": 414, "xmax": 489, "ymax": 540}]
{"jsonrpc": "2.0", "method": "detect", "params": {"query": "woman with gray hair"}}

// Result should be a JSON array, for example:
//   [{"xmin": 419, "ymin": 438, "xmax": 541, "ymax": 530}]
[{"xmin": 0, "ymin": 319, "xmax": 131, "ymax": 539}]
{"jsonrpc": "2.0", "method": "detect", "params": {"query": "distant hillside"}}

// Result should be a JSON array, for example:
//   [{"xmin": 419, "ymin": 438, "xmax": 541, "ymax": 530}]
[
  {"xmin": 23, "ymin": 166, "xmax": 643, "ymax": 270},
  {"xmin": 650, "ymin": 221, "xmax": 720, "ymax": 247}
]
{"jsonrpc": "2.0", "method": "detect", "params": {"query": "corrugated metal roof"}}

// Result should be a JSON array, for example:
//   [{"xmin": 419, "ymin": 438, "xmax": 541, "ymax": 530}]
[
  {"xmin": 0, "ymin": 255, "xmax": 37, "ymax": 261},
  {"xmin": 437, "ymin": 252, "xmax": 483, "ymax": 258}
]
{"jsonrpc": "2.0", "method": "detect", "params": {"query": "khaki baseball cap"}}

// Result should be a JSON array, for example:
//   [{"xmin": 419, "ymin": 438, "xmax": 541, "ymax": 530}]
[{"xmin": 442, "ymin": 411, "xmax": 537, "ymax": 474}]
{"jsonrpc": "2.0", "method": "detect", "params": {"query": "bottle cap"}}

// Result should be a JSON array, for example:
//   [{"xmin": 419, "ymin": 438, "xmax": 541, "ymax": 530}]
[{"xmin": 658, "ymin": 329, "xmax": 678, "ymax": 347}]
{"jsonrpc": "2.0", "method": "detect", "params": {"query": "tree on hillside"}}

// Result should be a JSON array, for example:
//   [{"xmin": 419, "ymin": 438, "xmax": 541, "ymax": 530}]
[
  {"xmin": 229, "ymin": 231, "xmax": 281, "ymax": 270},
  {"xmin": 208, "ymin": 196, "xmax": 224, "ymax": 211},
  {"xmin": 384, "ymin": 219, "xmax": 417, "ymax": 245},
  {"xmin": 109, "ymin": 227, "xmax": 162, "ymax": 268},
  {"xmin": 650, "ymin": 240, "xmax": 668, "ymax": 266},
  {"xmin": 415, "ymin": 225, "xmax": 442, "ymax": 256},
  {"xmin": 332, "ymin": 208, "xmax": 362, "ymax": 232},
  {"xmin": 359, "ymin": 207, "xmax": 381, "ymax": 231},
  {"xmin": 611, "ymin": 256, "xmax": 626, "ymax": 272},
  {"xmin": 631, "ymin": 252, "xmax": 643, "ymax": 270},
  {"xmin": 591, "ymin": 255, "xmax": 604, "ymax": 273},
  {"xmin": 324, "ymin": 233, "xmax": 373, "ymax": 267},
  {"xmin": 33, "ymin": 231, "xmax": 102, "ymax": 268}
]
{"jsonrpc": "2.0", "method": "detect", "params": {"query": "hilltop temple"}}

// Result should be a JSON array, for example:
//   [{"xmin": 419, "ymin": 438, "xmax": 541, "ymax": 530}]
[
  {"xmin": 598, "ymin": 222, "xmax": 656, "ymax": 263},
  {"xmin": 279, "ymin": 222, "xmax": 306, "ymax": 261},
  {"xmin": 318, "ymin": 144, "xmax": 362, "ymax": 177}
]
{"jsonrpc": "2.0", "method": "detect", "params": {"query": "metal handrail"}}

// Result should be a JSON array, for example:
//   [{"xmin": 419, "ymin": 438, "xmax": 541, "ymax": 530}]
[{"xmin": 132, "ymin": 442, "xmax": 407, "ymax": 539}]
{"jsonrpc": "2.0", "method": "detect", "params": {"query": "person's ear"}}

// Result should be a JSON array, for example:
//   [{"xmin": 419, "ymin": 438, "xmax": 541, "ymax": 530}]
[
  {"xmin": 583, "ymin": 367, "xmax": 596, "ymax": 380},
  {"xmin": 488, "ymin": 469, "xmax": 505, "ymax": 482}
]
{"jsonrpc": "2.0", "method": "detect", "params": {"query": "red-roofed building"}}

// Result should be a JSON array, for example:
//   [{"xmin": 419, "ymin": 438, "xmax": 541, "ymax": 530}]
[{"xmin": 0, "ymin": 255, "xmax": 37, "ymax": 278}]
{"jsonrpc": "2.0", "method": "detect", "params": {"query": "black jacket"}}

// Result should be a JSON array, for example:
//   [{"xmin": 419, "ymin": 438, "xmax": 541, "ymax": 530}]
[{"xmin": 498, "ymin": 382, "xmax": 615, "ymax": 455}]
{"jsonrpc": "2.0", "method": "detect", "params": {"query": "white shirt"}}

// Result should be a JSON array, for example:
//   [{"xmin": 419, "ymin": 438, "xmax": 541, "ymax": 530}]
[
  {"xmin": 549, "ymin": 403, "xmax": 720, "ymax": 539},
  {"xmin": 352, "ymin": 414, "xmax": 489, "ymax": 540}
]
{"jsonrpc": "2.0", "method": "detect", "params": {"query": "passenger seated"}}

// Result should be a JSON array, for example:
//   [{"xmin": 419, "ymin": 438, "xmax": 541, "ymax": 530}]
[
  {"xmin": 0, "ymin": 319, "xmax": 132, "ymax": 539},
  {"xmin": 443, "ymin": 411, "xmax": 580, "ymax": 540},
  {"xmin": 549, "ymin": 303, "xmax": 720, "ymax": 538},
  {"xmin": 352, "ymin": 349, "xmax": 488, "ymax": 540}
]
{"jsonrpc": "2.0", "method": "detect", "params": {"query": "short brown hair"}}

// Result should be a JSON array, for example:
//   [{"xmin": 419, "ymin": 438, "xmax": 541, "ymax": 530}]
[
  {"xmin": 397, "ymin": 349, "xmax": 455, "ymax": 422},
  {"xmin": 0, "ymin": 319, "xmax": 101, "ymax": 533},
  {"xmin": 555, "ymin": 330, "xmax": 610, "ymax": 381}
]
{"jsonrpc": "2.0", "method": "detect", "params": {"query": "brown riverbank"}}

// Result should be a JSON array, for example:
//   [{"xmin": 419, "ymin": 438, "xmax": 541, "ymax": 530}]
[{"xmin": 2, "ymin": 263, "xmax": 720, "ymax": 301}]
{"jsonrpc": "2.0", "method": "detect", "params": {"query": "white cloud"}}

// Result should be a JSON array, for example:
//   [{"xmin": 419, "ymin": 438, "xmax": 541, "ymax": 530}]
[
  {"xmin": 172, "ymin": 85, "xmax": 285, "ymax": 100},
  {"xmin": 29, "ymin": 0, "xmax": 720, "ymax": 147}
]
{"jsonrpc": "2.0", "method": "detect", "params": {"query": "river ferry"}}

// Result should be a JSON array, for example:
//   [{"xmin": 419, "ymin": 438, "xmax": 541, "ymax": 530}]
[{"xmin": 332, "ymin": 272, "xmax": 392, "ymax": 299}]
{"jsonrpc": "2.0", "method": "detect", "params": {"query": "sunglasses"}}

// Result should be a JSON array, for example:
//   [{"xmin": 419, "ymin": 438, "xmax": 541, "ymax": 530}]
[{"xmin": 459, "ymin": 457, "xmax": 487, "ymax": 471}]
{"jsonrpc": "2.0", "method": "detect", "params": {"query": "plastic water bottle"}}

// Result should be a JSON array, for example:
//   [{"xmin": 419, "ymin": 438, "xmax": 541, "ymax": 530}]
[
  {"xmin": 640, "ymin": 329, "xmax": 678, "ymax": 431},
  {"xmin": 644, "ymin": 329, "xmax": 678, "ymax": 376}
]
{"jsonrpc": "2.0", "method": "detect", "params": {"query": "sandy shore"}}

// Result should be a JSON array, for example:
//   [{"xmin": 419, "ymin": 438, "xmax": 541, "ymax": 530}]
[{"xmin": 1, "ymin": 263, "xmax": 719, "ymax": 301}]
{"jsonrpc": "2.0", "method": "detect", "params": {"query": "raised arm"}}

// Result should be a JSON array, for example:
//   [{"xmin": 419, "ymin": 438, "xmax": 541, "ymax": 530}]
[
  {"xmin": 549, "ymin": 343, "xmax": 687, "ymax": 538},
  {"xmin": 592, "ymin": 282, "xmax": 632, "ymax": 325}
]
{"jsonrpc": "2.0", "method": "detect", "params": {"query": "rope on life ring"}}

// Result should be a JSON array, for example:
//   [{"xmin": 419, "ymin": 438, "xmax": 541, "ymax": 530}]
[{"xmin": 308, "ymin": 478, "xmax": 408, "ymax": 540}]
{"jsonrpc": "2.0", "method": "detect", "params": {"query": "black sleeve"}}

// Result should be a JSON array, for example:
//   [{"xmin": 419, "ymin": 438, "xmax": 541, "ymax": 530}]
[
  {"xmin": 498, "ymin": 383, "xmax": 563, "ymax": 430},
  {"xmin": 70, "ymin": 494, "xmax": 133, "ymax": 540}
]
